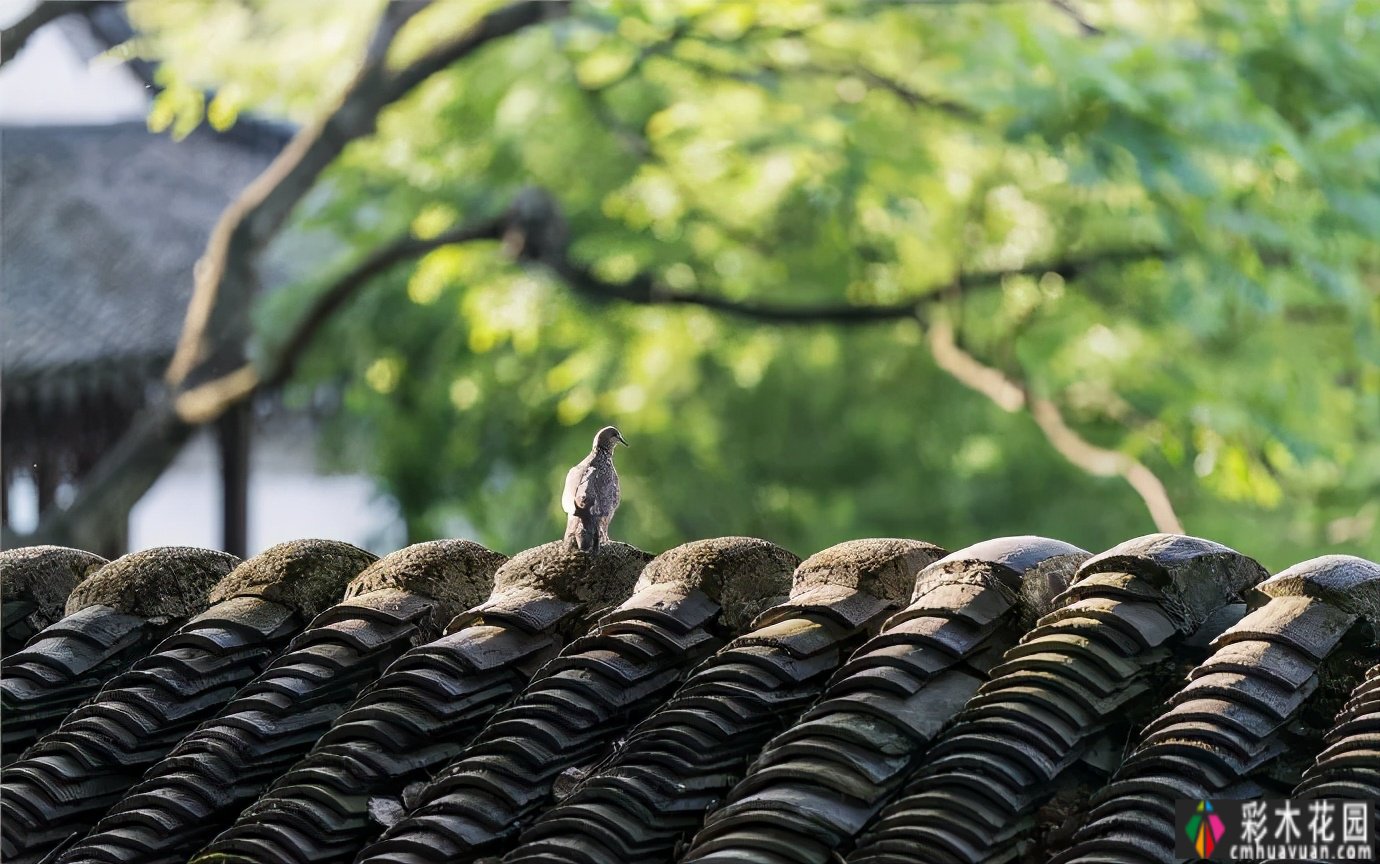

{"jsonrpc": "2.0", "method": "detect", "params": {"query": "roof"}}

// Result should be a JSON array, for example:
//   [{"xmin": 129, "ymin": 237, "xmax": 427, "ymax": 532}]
[
  {"xmin": 0, "ymin": 532, "xmax": 1377, "ymax": 864},
  {"xmin": 0, "ymin": 545, "xmax": 105, "ymax": 656},
  {"xmin": 0, "ymin": 122, "xmax": 275, "ymax": 400},
  {"xmin": 1, "ymin": 5, "xmax": 297, "ymax": 410}
]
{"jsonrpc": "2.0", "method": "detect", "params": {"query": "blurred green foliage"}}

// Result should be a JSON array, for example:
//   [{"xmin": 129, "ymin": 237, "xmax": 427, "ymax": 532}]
[{"xmin": 127, "ymin": 0, "xmax": 1379, "ymax": 570}]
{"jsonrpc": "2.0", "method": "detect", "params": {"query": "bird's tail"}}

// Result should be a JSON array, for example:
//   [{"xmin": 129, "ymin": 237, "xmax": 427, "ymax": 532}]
[{"xmin": 564, "ymin": 514, "xmax": 599, "ymax": 555}]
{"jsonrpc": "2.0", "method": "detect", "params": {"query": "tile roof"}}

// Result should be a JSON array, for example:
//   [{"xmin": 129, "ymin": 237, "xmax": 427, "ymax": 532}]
[
  {"xmin": 1051, "ymin": 555, "xmax": 1380, "ymax": 864},
  {"xmin": 0, "ymin": 546, "xmax": 107, "ymax": 657},
  {"xmin": 355, "ymin": 537, "xmax": 801, "ymax": 864},
  {"xmin": 0, "ymin": 547, "xmax": 238, "ymax": 768},
  {"xmin": 685, "ymin": 537, "xmax": 1088, "ymax": 864},
  {"xmin": 0, "ymin": 533, "xmax": 1376, "ymax": 864},
  {"xmin": 847, "ymin": 535, "xmax": 1270, "ymax": 864},
  {"xmin": 0, "ymin": 123, "xmax": 276, "ymax": 399},
  {"xmin": 0, "ymin": 541, "xmax": 373, "ymax": 863},
  {"xmin": 55, "ymin": 542, "xmax": 493, "ymax": 864},
  {"xmin": 199, "ymin": 541, "xmax": 652, "ymax": 864}
]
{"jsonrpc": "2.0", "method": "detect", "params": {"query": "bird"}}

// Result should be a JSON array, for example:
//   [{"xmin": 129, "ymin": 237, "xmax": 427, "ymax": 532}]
[{"xmin": 562, "ymin": 425, "xmax": 627, "ymax": 555}]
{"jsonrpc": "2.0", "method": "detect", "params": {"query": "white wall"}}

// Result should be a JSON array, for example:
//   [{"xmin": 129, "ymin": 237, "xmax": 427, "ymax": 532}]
[
  {"xmin": 128, "ymin": 428, "xmax": 407, "ymax": 557},
  {"xmin": 0, "ymin": 15, "xmax": 147, "ymax": 125}
]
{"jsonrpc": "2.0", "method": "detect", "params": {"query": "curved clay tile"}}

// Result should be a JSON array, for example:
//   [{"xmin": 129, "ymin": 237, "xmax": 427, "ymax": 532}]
[
  {"xmin": 681, "ymin": 535, "xmax": 1088, "ymax": 864},
  {"xmin": 194, "ymin": 540, "xmax": 652, "ymax": 864},
  {"xmin": 355, "ymin": 536, "xmax": 800, "ymax": 864},
  {"xmin": 1, "ymin": 546, "xmax": 107, "ymax": 659},
  {"xmin": 1053, "ymin": 554, "xmax": 1380, "ymax": 864},
  {"xmin": 0, "ymin": 540, "xmax": 375, "ymax": 864},
  {"xmin": 1296, "ymin": 660, "xmax": 1380, "ymax": 799},
  {"xmin": 0, "ymin": 547, "xmax": 238, "ymax": 764},
  {"xmin": 1270, "ymin": 659, "xmax": 1380, "ymax": 864},
  {"xmin": 57, "ymin": 540, "xmax": 502, "ymax": 864},
  {"xmin": 504, "ymin": 538, "xmax": 950, "ymax": 864},
  {"xmin": 846, "ymin": 533, "xmax": 1268, "ymax": 864}
]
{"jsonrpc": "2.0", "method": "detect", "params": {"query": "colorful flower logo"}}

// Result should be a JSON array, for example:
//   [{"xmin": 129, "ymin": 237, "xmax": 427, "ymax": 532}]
[{"xmin": 1186, "ymin": 800, "xmax": 1227, "ymax": 858}]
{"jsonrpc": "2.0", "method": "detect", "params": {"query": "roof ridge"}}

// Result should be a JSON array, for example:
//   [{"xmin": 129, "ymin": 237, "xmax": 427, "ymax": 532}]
[
  {"xmin": 846, "ymin": 533, "xmax": 1266, "ymax": 864},
  {"xmin": 1053, "ymin": 555, "xmax": 1380, "ymax": 863},
  {"xmin": 196, "ymin": 541, "xmax": 652, "ymax": 864},
  {"xmin": 2, "ymin": 534, "xmax": 1376, "ymax": 864}
]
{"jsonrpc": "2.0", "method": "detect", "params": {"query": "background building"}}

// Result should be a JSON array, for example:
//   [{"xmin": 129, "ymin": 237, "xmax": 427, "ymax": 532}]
[{"xmin": 0, "ymin": 8, "xmax": 403, "ymax": 556}]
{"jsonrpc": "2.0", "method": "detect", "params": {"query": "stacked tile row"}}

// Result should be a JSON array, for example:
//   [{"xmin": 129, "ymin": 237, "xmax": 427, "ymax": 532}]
[
  {"xmin": 1272, "ymin": 660, "xmax": 1380, "ymax": 863},
  {"xmin": 683, "ymin": 536, "xmax": 1089, "ymax": 864},
  {"xmin": 846, "ymin": 534, "xmax": 1268, "ymax": 864},
  {"xmin": 506, "ymin": 539, "xmax": 949, "ymax": 864},
  {"xmin": 198, "ymin": 541, "xmax": 652, "ymax": 864},
  {"xmin": 0, "ymin": 540, "xmax": 373, "ymax": 864},
  {"xmin": 56, "ymin": 541, "xmax": 498, "ymax": 864},
  {"xmin": 0, "ymin": 547, "xmax": 237, "ymax": 764},
  {"xmin": 0, "ymin": 546, "xmax": 106, "ymax": 658},
  {"xmin": 1296, "ymin": 661, "xmax": 1380, "ymax": 800},
  {"xmin": 1053, "ymin": 554, "xmax": 1380, "ymax": 864},
  {"xmin": 356, "ymin": 537, "xmax": 800, "ymax": 864}
]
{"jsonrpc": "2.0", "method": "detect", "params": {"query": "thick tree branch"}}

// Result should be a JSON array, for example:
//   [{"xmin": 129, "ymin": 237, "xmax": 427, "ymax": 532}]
[
  {"xmin": 166, "ymin": 0, "xmax": 566, "ymax": 389},
  {"xmin": 172, "ymin": 187, "xmax": 1170, "ymax": 426},
  {"xmin": 928, "ymin": 315, "xmax": 1184, "ymax": 532},
  {"xmin": 174, "ymin": 216, "xmax": 507, "ymax": 424},
  {"xmin": 11, "ymin": 1, "xmax": 562, "ymax": 550},
  {"xmin": 0, "ymin": 0, "xmax": 99, "ymax": 66},
  {"xmin": 274, "ymin": 219, "xmax": 508, "ymax": 387}
]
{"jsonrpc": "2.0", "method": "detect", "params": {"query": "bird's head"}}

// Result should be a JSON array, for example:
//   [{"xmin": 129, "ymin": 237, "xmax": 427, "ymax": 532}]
[{"xmin": 594, "ymin": 425, "xmax": 628, "ymax": 451}]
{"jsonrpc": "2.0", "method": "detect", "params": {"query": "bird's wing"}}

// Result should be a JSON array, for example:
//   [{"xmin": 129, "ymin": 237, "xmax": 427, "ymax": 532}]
[
  {"xmin": 584, "ymin": 465, "xmax": 619, "ymax": 517},
  {"xmin": 570, "ymin": 464, "xmax": 620, "ymax": 517},
  {"xmin": 562, "ymin": 461, "xmax": 589, "ymax": 515}
]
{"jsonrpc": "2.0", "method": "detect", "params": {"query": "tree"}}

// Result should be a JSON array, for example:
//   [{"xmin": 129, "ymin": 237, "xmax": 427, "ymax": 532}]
[{"xmin": 8, "ymin": 0, "xmax": 1379, "ymax": 572}]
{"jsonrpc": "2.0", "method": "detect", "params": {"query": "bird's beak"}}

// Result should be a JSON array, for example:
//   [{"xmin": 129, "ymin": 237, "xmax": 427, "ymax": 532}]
[{"xmin": 617, "ymin": 433, "xmax": 629, "ymax": 447}]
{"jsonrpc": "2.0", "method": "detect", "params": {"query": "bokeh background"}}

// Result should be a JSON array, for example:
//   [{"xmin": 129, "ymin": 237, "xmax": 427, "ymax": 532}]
[{"xmin": 2, "ymin": 0, "xmax": 1377, "ymax": 573}]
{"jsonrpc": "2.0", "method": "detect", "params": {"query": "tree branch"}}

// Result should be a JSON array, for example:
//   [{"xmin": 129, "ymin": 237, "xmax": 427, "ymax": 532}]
[
  {"xmin": 507, "ymin": 188, "xmax": 1169, "ymax": 324},
  {"xmin": 166, "ymin": 0, "xmax": 566, "ymax": 390},
  {"xmin": 0, "ymin": 0, "xmax": 99, "ymax": 66},
  {"xmin": 746, "ymin": 58, "xmax": 977, "ymax": 120},
  {"xmin": 547, "ymin": 246, "xmax": 1167, "ymax": 325},
  {"xmin": 273, "ymin": 219, "xmax": 508, "ymax": 387},
  {"xmin": 1047, "ymin": 0, "xmax": 1102, "ymax": 36},
  {"xmin": 11, "ymin": 1, "xmax": 562, "ymax": 550},
  {"xmin": 380, "ymin": 0, "xmax": 566, "ymax": 106},
  {"xmin": 172, "ymin": 187, "xmax": 1171, "ymax": 426},
  {"xmin": 173, "ymin": 216, "xmax": 507, "ymax": 424},
  {"xmin": 551, "ymin": 265, "xmax": 930, "ymax": 323},
  {"xmin": 927, "ymin": 315, "xmax": 1026, "ymax": 410},
  {"xmin": 928, "ymin": 315, "xmax": 1184, "ymax": 532},
  {"xmin": 643, "ymin": 21, "xmax": 978, "ymax": 121},
  {"xmin": 845, "ymin": 63, "xmax": 978, "ymax": 119}
]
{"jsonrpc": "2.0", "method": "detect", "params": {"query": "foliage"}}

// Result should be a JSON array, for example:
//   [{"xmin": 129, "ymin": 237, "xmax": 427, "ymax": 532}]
[{"xmin": 126, "ymin": 0, "xmax": 1380, "ymax": 570}]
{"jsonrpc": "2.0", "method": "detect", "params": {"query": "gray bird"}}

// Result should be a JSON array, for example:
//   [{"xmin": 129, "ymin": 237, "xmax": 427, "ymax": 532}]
[{"xmin": 562, "ymin": 425, "xmax": 627, "ymax": 555}]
